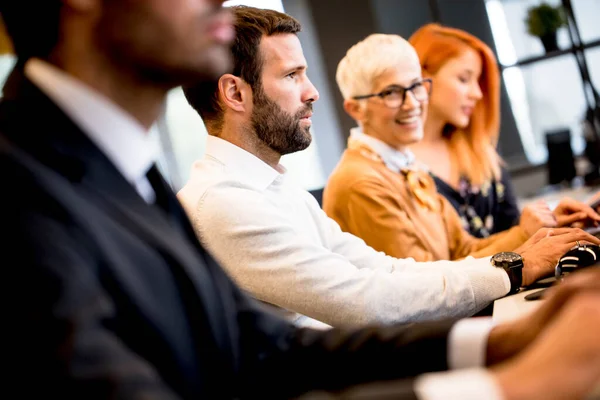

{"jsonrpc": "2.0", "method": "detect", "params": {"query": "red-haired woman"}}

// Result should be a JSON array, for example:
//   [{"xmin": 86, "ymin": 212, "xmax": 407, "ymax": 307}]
[{"xmin": 409, "ymin": 23, "xmax": 598, "ymax": 238}]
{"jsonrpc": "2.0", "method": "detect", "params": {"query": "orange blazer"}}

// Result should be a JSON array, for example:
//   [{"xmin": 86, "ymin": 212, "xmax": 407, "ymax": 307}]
[{"xmin": 323, "ymin": 142, "xmax": 528, "ymax": 262}]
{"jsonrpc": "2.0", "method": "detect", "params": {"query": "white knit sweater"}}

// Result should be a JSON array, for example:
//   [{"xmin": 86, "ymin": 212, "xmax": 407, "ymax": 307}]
[{"xmin": 177, "ymin": 136, "xmax": 510, "ymax": 328}]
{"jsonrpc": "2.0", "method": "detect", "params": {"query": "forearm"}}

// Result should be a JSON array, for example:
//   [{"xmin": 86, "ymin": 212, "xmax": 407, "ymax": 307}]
[
  {"xmin": 243, "ymin": 320, "xmax": 455, "ymax": 399},
  {"xmin": 277, "ymin": 318, "xmax": 515, "ymax": 400},
  {"xmin": 207, "ymin": 239, "xmax": 492, "ymax": 325},
  {"xmin": 194, "ymin": 188, "xmax": 508, "ymax": 326},
  {"xmin": 414, "ymin": 318, "xmax": 521, "ymax": 400}
]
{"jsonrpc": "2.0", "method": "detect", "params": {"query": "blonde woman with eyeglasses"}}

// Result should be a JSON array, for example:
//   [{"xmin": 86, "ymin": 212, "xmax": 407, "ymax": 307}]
[{"xmin": 323, "ymin": 33, "xmax": 594, "ymax": 262}]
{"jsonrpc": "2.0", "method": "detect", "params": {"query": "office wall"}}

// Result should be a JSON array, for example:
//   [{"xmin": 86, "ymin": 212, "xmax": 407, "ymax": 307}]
[
  {"xmin": 282, "ymin": 0, "xmax": 345, "ymax": 186},
  {"xmin": 303, "ymin": 0, "xmax": 378, "ymax": 147},
  {"xmin": 371, "ymin": 0, "xmax": 434, "ymax": 37}
]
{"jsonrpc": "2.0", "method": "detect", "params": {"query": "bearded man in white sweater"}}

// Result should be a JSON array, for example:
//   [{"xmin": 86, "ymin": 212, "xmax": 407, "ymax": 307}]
[{"xmin": 177, "ymin": 6, "xmax": 599, "ymax": 329}]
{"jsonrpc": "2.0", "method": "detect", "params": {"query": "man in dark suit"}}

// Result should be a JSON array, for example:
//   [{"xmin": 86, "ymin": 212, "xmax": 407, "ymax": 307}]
[{"xmin": 1, "ymin": 1, "xmax": 600, "ymax": 399}]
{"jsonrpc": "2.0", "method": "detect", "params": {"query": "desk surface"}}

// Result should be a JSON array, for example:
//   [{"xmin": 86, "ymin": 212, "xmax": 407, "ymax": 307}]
[{"xmin": 492, "ymin": 287, "xmax": 544, "ymax": 324}]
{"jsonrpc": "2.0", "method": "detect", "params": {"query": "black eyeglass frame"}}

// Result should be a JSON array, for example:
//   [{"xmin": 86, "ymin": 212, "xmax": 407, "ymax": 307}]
[{"xmin": 352, "ymin": 78, "xmax": 433, "ymax": 109}]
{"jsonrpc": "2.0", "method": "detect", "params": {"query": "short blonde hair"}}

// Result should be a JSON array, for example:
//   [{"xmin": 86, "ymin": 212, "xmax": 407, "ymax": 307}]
[{"xmin": 336, "ymin": 34, "xmax": 418, "ymax": 100}]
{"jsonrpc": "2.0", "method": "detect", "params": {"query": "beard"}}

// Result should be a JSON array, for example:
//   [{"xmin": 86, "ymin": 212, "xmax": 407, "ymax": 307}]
[{"xmin": 250, "ymin": 88, "xmax": 313, "ymax": 156}]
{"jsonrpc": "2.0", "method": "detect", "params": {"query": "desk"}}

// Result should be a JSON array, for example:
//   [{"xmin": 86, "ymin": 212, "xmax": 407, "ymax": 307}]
[
  {"xmin": 493, "ymin": 289, "xmax": 600, "ymax": 400},
  {"xmin": 492, "ymin": 287, "xmax": 543, "ymax": 324}
]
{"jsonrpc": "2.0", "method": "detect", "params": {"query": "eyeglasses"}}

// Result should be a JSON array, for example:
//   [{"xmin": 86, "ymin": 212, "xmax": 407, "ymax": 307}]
[{"xmin": 352, "ymin": 79, "xmax": 432, "ymax": 109}]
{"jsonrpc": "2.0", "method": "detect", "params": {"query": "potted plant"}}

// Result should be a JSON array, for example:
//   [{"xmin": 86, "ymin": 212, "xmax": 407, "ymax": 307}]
[{"xmin": 525, "ymin": 2, "xmax": 567, "ymax": 53}]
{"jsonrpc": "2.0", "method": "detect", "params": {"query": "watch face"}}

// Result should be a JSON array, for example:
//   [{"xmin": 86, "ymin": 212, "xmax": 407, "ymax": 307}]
[
  {"xmin": 494, "ymin": 252, "xmax": 520, "ymax": 262},
  {"xmin": 493, "ymin": 252, "xmax": 523, "ymax": 268}
]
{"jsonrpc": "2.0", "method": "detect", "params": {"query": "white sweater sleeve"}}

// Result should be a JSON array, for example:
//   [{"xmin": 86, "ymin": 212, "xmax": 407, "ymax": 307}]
[{"xmin": 185, "ymin": 183, "xmax": 509, "ymax": 327}]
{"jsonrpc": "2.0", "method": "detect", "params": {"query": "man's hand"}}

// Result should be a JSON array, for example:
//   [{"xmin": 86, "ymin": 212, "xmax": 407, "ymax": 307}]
[
  {"xmin": 519, "ymin": 201, "xmax": 557, "ymax": 237},
  {"xmin": 491, "ymin": 290, "xmax": 600, "ymax": 400},
  {"xmin": 486, "ymin": 268, "xmax": 600, "ymax": 366},
  {"xmin": 514, "ymin": 227, "xmax": 600, "ymax": 286},
  {"xmin": 553, "ymin": 197, "xmax": 600, "ymax": 228},
  {"xmin": 586, "ymin": 191, "xmax": 600, "ymax": 216}
]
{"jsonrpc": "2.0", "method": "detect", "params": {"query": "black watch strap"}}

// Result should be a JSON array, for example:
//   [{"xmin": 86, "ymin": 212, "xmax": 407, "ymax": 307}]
[
  {"xmin": 504, "ymin": 264, "xmax": 523, "ymax": 294},
  {"xmin": 491, "ymin": 252, "xmax": 523, "ymax": 295}
]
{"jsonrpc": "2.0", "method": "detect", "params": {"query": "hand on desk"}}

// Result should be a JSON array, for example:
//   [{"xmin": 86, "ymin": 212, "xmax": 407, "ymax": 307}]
[
  {"xmin": 586, "ymin": 191, "xmax": 600, "ymax": 214},
  {"xmin": 519, "ymin": 197, "xmax": 600, "ymax": 236},
  {"xmin": 519, "ymin": 201, "xmax": 558, "ymax": 237},
  {"xmin": 514, "ymin": 227, "xmax": 600, "ymax": 286},
  {"xmin": 553, "ymin": 197, "xmax": 600, "ymax": 228},
  {"xmin": 487, "ymin": 268, "xmax": 600, "ymax": 400}
]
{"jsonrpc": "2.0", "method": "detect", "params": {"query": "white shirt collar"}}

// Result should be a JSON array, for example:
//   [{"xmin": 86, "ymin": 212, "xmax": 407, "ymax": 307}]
[
  {"xmin": 24, "ymin": 58, "xmax": 161, "ymax": 187},
  {"xmin": 349, "ymin": 127, "xmax": 417, "ymax": 172},
  {"xmin": 204, "ymin": 135, "xmax": 284, "ymax": 190}
]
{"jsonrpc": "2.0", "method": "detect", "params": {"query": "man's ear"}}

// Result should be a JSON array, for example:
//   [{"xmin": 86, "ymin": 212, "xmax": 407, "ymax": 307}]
[
  {"xmin": 219, "ymin": 74, "xmax": 251, "ymax": 113},
  {"xmin": 343, "ymin": 99, "xmax": 365, "ymax": 122}
]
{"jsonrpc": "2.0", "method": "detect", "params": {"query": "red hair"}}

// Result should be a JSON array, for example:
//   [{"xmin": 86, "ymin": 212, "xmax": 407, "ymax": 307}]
[{"xmin": 409, "ymin": 23, "xmax": 501, "ymax": 185}]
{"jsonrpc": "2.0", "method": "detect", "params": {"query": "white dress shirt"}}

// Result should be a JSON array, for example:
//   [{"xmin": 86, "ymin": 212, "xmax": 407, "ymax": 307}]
[
  {"xmin": 178, "ymin": 135, "xmax": 510, "ymax": 328},
  {"xmin": 178, "ymin": 136, "xmax": 506, "ymax": 399},
  {"xmin": 24, "ymin": 59, "xmax": 160, "ymax": 203}
]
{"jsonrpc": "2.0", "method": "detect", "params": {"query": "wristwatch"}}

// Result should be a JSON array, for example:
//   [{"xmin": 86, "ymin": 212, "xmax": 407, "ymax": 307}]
[{"xmin": 491, "ymin": 252, "xmax": 524, "ymax": 295}]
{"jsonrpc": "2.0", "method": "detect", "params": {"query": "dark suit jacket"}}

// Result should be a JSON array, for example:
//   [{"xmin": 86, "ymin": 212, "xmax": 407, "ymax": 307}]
[{"xmin": 0, "ymin": 68, "xmax": 456, "ymax": 399}]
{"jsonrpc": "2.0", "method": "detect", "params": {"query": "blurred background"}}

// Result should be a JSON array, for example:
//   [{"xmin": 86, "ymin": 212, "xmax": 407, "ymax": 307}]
[{"xmin": 1, "ymin": 0, "xmax": 599, "ymax": 206}]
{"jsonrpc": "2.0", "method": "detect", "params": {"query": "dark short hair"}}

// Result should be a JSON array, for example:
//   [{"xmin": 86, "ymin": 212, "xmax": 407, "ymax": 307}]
[
  {"xmin": 0, "ymin": 2, "xmax": 62, "ymax": 61},
  {"xmin": 183, "ymin": 5, "xmax": 301, "ymax": 133}
]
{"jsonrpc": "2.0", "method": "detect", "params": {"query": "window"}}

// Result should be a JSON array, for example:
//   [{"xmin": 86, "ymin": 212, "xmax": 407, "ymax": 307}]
[
  {"xmin": 588, "ymin": 47, "xmax": 600, "ymax": 89},
  {"xmin": 485, "ymin": 0, "xmax": 600, "ymax": 165},
  {"xmin": 571, "ymin": 0, "xmax": 600, "ymax": 43}
]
